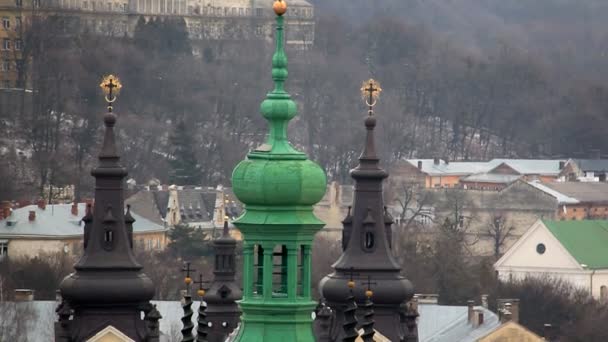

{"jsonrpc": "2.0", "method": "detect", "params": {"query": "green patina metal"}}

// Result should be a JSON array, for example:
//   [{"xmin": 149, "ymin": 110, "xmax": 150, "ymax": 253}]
[{"xmin": 230, "ymin": 7, "xmax": 327, "ymax": 342}]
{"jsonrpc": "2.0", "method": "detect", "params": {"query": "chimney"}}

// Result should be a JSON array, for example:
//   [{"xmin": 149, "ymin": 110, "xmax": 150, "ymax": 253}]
[
  {"xmin": 501, "ymin": 302, "xmax": 512, "ymax": 323},
  {"xmin": 433, "ymin": 157, "xmax": 440, "ymax": 165},
  {"xmin": 37, "ymin": 199, "xmax": 46, "ymax": 210},
  {"xmin": 544, "ymin": 324, "xmax": 555, "ymax": 341},
  {"xmin": 417, "ymin": 160, "xmax": 423, "ymax": 170},
  {"xmin": 28, "ymin": 210, "xmax": 36, "ymax": 221},
  {"xmin": 481, "ymin": 294, "xmax": 489, "ymax": 309},
  {"xmin": 559, "ymin": 161, "xmax": 565, "ymax": 170},
  {"xmin": 1, "ymin": 201, "xmax": 11, "ymax": 219},
  {"xmin": 71, "ymin": 202, "xmax": 78, "ymax": 216},
  {"xmin": 467, "ymin": 300, "xmax": 475, "ymax": 324},
  {"xmin": 471, "ymin": 308, "xmax": 484, "ymax": 328},
  {"xmin": 14, "ymin": 289, "xmax": 34, "ymax": 301},
  {"xmin": 510, "ymin": 299, "xmax": 520, "ymax": 323}
]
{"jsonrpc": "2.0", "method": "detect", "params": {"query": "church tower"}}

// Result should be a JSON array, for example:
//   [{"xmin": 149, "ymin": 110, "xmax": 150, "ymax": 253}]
[
  {"xmin": 55, "ymin": 75, "xmax": 160, "ymax": 342},
  {"xmin": 317, "ymin": 80, "xmax": 416, "ymax": 342},
  {"xmin": 229, "ymin": 1, "xmax": 327, "ymax": 341},
  {"xmin": 203, "ymin": 221, "xmax": 242, "ymax": 341}
]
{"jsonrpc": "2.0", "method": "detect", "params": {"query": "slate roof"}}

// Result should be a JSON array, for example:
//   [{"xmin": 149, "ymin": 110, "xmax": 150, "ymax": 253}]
[
  {"xmin": 572, "ymin": 159, "xmax": 608, "ymax": 172},
  {"xmin": 177, "ymin": 189, "xmax": 217, "ymax": 223},
  {"xmin": 419, "ymin": 303, "xmax": 500, "ymax": 342},
  {"xmin": 0, "ymin": 204, "xmax": 166, "ymax": 238},
  {"xmin": 543, "ymin": 219, "xmax": 608, "ymax": 269},
  {"xmin": 125, "ymin": 191, "xmax": 164, "ymax": 225},
  {"xmin": 542, "ymin": 182, "xmax": 608, "ymax": 204}
]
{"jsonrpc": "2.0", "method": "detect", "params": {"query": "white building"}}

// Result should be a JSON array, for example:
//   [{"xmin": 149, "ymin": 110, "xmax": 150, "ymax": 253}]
[{"xmin": 494, "ymin": 219, "xmax": 608, "ymax": 301}]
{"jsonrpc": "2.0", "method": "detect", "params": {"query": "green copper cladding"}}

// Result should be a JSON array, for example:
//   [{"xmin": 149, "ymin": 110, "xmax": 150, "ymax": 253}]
[{"xmin": 230, "ymin": 4, "xmax": 327, "ymax": 341}]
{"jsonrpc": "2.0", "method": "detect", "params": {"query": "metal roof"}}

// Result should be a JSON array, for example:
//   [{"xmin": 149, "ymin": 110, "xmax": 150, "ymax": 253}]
[
  {"xmin": 527, "ymin": 181, "xmax": 580, "ymax": 204},
  {"xmin": 406, "ymin": 159, "xmax": 564, "ymax": 177},
  {"xmin": 572, "ymin": 159, "xmax": 608, "ymax": 172},
  {"xmin": 419, "ymin": 304, "xmax": 500, "ymax": 342},
  {"xmin": 461, "ymin": 173, "xmax": 521, "ymax": 184},
  {"xmin": 0, "ymin": 203, "xmax": 166, "ymax": 238},
  {"xmin": 544, "ymin": 219, "xmax": 608, "ymax": 270},
  {"xmin": 1, "ymin": 301, "xmax": 501, "ymax": 342}
]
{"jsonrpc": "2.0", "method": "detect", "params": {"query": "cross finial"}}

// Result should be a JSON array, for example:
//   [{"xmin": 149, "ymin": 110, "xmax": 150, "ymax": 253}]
[
  {"xmin": 360, "ymin": 79, "xmax": 382, "ymax": 114},
  {"xmin": 181, "ymin": 262, "xmax": 196, "ymax": 291},
  {"xmin": 193, "ymin": 273, "xmax": 207, "ymax": 298},
  {"xmin": 100, "ymin": 74, "xmax": 122, "ymax": 112}
]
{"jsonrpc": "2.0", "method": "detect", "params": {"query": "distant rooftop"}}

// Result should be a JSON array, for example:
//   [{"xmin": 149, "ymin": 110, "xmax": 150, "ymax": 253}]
[
  {"xmin": 527, "ymin": 181, "xmax": 580, "ymax": 204},
  {"xmin": 406, "ymin": 159, "xmax": 564, "ymax": 177},
  {"xmin": 571, "ymin": 159, "xmax": 608, "ymax": 172},
  {"xmin": 543, "ymin": 182, "xmax": 608, "ymax": 204},
  {"xmin": 461, "ymin": 173, "xmax": 521, "ymax": 184},
  {"xmin": 0, "ymin": 203, "xmax": 166, "ymax": 238}
]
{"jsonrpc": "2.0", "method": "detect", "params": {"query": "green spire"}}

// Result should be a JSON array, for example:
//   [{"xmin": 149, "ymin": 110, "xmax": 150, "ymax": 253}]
[
  {"xmin": 231, "ymin": 2, "xmax": 327, "ymax": 341},
  {"xmin": 253, "ymin": 14, "xmax": 304, "ymax": 159}
]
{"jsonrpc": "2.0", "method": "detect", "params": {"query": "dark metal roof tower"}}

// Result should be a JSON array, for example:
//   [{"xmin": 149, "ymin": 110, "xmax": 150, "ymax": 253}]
[
  {"xmin": 203, "ymin": 221, "xmax": 242, "ymax": 341},
  {"xmin": 317, "ymin": 79, "xmax": 415, "ymax": 342},
  {"xmin": 55, "ymin": 75, "xmax": 159, "ymax": 342}
]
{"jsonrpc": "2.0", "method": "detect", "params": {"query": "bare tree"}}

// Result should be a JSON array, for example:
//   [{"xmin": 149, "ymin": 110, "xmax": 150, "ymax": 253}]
[{"xmin": 484, "ymin": 214, "xmax": 515, "ymax": 260}]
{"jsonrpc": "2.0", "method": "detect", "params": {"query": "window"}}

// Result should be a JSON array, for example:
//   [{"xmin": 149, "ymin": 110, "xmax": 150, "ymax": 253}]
[
  {"xmin": 15, "ymin": 0, "xmax": 22, "ymax": 7},
  {"xmin": 123, "ymin": 3, "xmax": 127, "ymax": 12},
  {"xmin": 107, "ymin": 2, "xmax": 111, "ymax": 11},
  {"xmin": 2, "ymin": 39, "xmax": 10, "ymax": 50},
  {"xmin": 15, "ymin": 17, "xmax": 21, "ymax": 30},
  {"xmin": 536, "ymin": 243, "xmax": 546, "ymax": 255},
  {"xmin": 14, "ymin": 39, "xmax": 21, "ymax": 50},
  {"xmin": 1, "ymin": 60, "xmax": 9, "ymax": 71},
  {"xmin": 256, "ymin": 8, "xmax": 262, "ymax": 16},
  {"xmin": 83, "ymin": 1, "xmax": 88, "ymax": 8},
  {"xmin": 239, "ymin": 7, "xmax": 243, "ymax": 16},
  {"xmin": 0, "ymin": 240, "xmax": 7, "ymax": 260},
  {"xmin": 2, "ymin": 80, "xmax": 10, "ymax": 88},
  {"xmin": 2, "ymin": 17, "xmax": 9, "ymax": 30}
]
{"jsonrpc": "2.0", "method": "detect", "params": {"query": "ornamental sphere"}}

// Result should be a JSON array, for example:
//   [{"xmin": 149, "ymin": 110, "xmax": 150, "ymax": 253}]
[{"xmin": 273, "ymin": 0, "xmax": 287, "ymax": 15}]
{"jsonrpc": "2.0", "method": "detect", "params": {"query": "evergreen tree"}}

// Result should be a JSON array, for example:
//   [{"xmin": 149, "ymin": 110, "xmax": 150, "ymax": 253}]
[
  {"xmin": 167, "ymin": 224, "xmax": 212, "ymax": 258},
  {"xmin": 168, "ymin": 120, "xmax": 202, "ymax": 186}
]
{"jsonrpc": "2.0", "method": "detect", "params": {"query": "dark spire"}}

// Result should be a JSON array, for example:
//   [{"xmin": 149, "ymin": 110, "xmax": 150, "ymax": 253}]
[
  {"xmin": 203, "ymin": 220, "xmax": 242, "ymax": 341},
  {"xmin": 315, "ymin": 300, "xmax": 335, "ymax": 342},
  {"xmin": 57, "ymin": 75, "xmax": 156, "ymax": 342},
  {"xmin": 317, "ymin": 79, "xmax": 414, "ymax": 342}
]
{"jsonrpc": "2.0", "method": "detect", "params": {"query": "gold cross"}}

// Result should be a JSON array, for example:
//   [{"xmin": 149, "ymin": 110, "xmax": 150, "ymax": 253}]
[
  {"xmin": 361, "ymin": 79, "xmax": 382, "ymax": 108},
  {"xmin": 100, "ymin": 74, "xmax": 122, "ymax": 104}
]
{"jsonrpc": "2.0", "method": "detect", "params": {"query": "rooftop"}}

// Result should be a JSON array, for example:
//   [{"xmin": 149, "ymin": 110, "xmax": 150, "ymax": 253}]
[
  {"xmin": 543, "ymin": 182, "xmax": 608, "ymax": 204},
  {"xmin": 461, "ymin": 173, "xmax": 521, "ymax": 184},
  {"xmin": 543, "ymin": 219, "xmax": 608, "ymax": 270},
  {"xmin": 419, "ymin": 303, "xmax": 500, "ymax": 342},
  {"xmin": 527, "ymin": 181, "xmax": 580, "ymax": 204},
  {"xmin": 406, "ymin": 159, "xmax": 564, "ymax": 177},
  {"xmin": 571, "ymin": 159, "xmax": 608, "ymax": 172},
  {"xmin": 0, "ymin": 203, "xmax": 166, "ymax": 238}
]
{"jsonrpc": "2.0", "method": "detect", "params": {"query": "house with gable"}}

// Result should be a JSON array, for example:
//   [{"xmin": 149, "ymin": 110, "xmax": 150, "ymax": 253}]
[{"xmin": 495, "ymin": 219, "xmax": 608, "ymax": 300}]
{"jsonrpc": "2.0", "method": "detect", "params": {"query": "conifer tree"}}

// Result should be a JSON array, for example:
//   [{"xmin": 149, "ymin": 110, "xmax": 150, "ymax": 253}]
[{"xmin": 168, "ymin": 120, "xmax": 202, "ymax": 186}]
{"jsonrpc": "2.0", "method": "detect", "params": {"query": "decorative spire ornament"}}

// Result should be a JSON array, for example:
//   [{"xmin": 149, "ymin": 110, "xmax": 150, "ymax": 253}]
[
  {"xmin": 342, "ymin": 274, "xmax": 358, "ymax": 342},
  {"xmin": 56, "ymin": 75, "xmax": 157, "ymax": 341},
  {"xmin": 317, "ymin": 80, "xmax": 415, "ymax": 341},
  {"xmin": 361, "ymin": 276, "xmax": 377, "ymax": 342},
  {"xmin": 181, "ymin": 262, "xmax": 196, "ymax": 342},
  {"xmin": 195, "ymin": 274, "xmax": 209, "ymax": 342},
  {"xmin": 230, "ymin": 1, "xmax": 327, "ymax": 341}
]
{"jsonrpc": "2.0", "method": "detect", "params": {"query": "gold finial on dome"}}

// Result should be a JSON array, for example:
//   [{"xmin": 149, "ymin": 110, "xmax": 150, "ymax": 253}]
[{"xmin": 273, "ymin": 0, "xmax": 287, "ymax": 16}]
